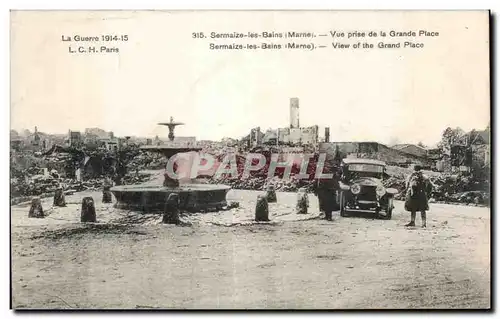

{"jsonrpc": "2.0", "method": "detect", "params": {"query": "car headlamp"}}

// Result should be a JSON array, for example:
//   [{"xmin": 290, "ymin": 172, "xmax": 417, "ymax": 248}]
[
  {"xmin": 376, "ymin": 185, "xmax": 386, "ymax": 197},
  {"xmin": 350, "ymin": 184, "xmax": 361, "ymax": 194}
]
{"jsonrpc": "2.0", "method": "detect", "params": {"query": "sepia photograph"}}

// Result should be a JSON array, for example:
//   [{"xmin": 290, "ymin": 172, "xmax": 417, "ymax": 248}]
[{"xmin": 9, "ymin": 10, "xmax": 491, "ymax": 309}]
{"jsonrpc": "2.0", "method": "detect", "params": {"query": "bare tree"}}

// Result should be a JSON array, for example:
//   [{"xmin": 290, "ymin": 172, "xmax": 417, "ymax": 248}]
[{"xmin": 437, "ymin": 127, "xmax": 465, "ymax": 155}]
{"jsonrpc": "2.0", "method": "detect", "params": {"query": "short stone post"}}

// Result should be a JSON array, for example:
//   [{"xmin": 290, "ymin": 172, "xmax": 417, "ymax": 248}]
[
  {"xmin": 265, "ymin": 185, "xmax": 277, "ymax": 203},
  {"xmin": 29, "ymin": 197, "xmax": 44, "ymax": 218},
  {"xmin": 296, "ymin": 189, "xmax": 309, "ymax": 214},
  {"xmin": 255, "ymin": 194, "xmax": 270, "ymax": 222},
  {"xmin": 81, "ymin": 197, "xmax": 96, "ymax": 222},
  {"xmin": 53, "ymin": 187, "xmax": 66, "ymax": 207},
  {"xmin": 102, "ymin": 178, "xmax": 113, "ymax": 203},
  {"xmin": 163, "ymin": 193, "xmax": 180, "ymax": 224}
]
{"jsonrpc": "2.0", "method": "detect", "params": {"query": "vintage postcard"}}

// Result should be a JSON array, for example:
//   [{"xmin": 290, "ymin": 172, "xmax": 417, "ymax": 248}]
[{"xmin": 10, "ymin": 10, "xmax": 490, "ymax": 309}]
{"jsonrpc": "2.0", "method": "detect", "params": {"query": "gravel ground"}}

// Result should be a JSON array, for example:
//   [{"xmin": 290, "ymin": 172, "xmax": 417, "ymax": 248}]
[{"xmin": 11, "ymin": 188, "xmax": 490, "ymax": 309}]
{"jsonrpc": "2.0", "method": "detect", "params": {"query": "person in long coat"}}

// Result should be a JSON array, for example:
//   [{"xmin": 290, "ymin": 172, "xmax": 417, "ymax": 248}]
[
  {"xmin": 404, "ymin": 166, "xmax": 433, "ymax": 227},
  {"xmin": 314, "ymin": 164, "xmax": 340, "ymax": 221}
]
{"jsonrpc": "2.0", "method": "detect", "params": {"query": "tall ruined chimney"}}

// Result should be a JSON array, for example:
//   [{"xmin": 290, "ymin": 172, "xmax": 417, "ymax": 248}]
[
  {"xmin": 325, "ymin": 127, "xmax": 330, "ymax": 143},
  {"xmin": 290, "ymin": 98, "xmax": 299, "ymax": 129}
]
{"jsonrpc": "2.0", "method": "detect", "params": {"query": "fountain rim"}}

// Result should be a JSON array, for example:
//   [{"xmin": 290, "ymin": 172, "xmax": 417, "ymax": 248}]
[{"xmin": 110, "ymin": 184, "xmax": 231, "ymax": 193}]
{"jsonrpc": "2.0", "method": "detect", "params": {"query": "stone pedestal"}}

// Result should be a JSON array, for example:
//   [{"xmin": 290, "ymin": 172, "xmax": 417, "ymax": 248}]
[
  {"xmin": 255, "ymin": 195, "xmax": 270, "ymax": 221},
  {"xmin": 29, "ymin": 197, "xmax": 44, "ymax": 218},
  {"xmin": 81, "ymin": 197, "xmax": 96, "ymax": 222}
]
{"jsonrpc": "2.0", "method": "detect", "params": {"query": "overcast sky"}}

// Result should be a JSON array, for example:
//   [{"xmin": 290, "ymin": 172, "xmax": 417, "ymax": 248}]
[{"xmin": 11, "ymin": 11, "xmax": 490, "ymax": 146}]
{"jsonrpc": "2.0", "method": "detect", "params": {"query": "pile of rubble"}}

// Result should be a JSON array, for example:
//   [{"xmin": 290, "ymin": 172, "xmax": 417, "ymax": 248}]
[
  {"xmin": 209, "ymin": 176, "xmax": 266, "ymax": 191},
  {"xmin": 122, "ymin": 172, "xmax": 151, "ymax": 185},
  {"xmin": 430, "ymin": 174, "xmax": 489, "ymax": 205},
  {"xmin": 206, "ymin": 150, "xmax": 320, "ymax": 193},
  {"xmin": 126, "ymin": 152, "xmax": 167, "ymax": 171},
  {"xmin": 209, "ymin": 176, "xmax": 315, "ymax": 193},
  {"xmin": 11, "ymin": 175, "xmax": 60, "ymax": 198},
  {"xmin": 264, "ymin": 177, "xmax": 315, "ymax": 193},
  {"xmin": 66, "ymin": 179, "xmax": 106, "ymax": 192},
  {"xmin": 382, "ymin": 176, "xmax": 407, "ymax": 200},
  {"xmin": 11, "ymin": 171, "xmax": 153, "ymax": 206},
  {"xmin": 11, "ymin": 169, "xmax": 154, "ymax": 202},
  {"xmin": 10, "ymin": 175, "xmax": 106, "ymax": 198},
  {"xmin": 448, "ymin": 191, "xmax": 489, "ymax": 205},
  {"xmin": 383, "ymin": 172, "xmax": 489, "ymax": 206}
]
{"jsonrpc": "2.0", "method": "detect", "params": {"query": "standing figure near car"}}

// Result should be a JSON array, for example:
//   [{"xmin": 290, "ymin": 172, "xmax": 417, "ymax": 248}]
[
  {"xmin": 313, "ymin": 163, "xmax": 339, "ymax": 221},
  {"xmin": 404, "ymin": 165, "xmax": 433, "ymax": 228}
]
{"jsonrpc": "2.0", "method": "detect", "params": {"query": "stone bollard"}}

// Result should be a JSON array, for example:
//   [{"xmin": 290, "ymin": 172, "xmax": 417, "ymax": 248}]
[
  {"xmin": 102, "ymin": 178, "xmax": 113, "ymax": 204},
  {"xmin": 81, "ymin": 197, "xmax": 97, "ymax": 223},
  {"xmin": 255, "ymin": 195, "xmax": 270, "ymax": 222},
  {"xmin": 163, "ymin": 193, "xmax": 180, "ymax": 224},
  {"xmin": 296, "ymin": 188, "xmax": 309, "ymax": 214},
  {"xmin": 265, "ymin": 185, "xmax": 277, "ymax": 203},
  {"xmin": 29, "ymin": 197, "xmax": 44, "ymax": 218},
  {"xmin": 53, "ymin": 187, "xmax": 66, "ymax": 207}
]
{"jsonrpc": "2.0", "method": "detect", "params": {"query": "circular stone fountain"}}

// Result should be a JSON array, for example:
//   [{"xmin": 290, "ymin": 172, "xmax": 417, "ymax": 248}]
[{"xmin": 110, "ymin": 118, "xmax": 230, "ymax": 213}]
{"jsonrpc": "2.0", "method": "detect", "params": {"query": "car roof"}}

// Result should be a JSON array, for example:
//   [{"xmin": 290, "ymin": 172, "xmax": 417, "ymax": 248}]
[{"xmin": 341, "ymin": 158, "xmax": 386, "ymax": 166}]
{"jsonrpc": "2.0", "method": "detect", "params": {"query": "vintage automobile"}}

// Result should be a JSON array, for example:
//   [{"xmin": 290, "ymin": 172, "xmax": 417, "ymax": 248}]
[{"xmin": 337, "ymin": 158, "xmax": 398, "ymax": 219}]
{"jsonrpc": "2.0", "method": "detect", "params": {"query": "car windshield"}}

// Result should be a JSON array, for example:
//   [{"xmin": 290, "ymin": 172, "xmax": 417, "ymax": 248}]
[{"xmin": 344, "ymin": 164, "xmax": 384, "ymax": 179}]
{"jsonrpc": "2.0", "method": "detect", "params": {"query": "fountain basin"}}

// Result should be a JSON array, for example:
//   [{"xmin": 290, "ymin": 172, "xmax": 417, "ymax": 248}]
[{"xmin": 110, "ymin": 184, "xmax": 231, "ymax": 213}]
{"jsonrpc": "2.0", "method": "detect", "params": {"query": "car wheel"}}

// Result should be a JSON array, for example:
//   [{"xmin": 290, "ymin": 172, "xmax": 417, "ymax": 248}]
[{"xmin": 340, "ymin": 192, "xmax": 347, "ymax": 217}]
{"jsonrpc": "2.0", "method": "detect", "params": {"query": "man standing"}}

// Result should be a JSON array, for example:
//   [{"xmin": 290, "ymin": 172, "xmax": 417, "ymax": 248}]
[
  {"xmin": 314, "ymin": 163, "xmax": 340, "ymax": 221},
  {"xmin": 404, "ymin": 165, "xmax": 433, "ymax": 227}
]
